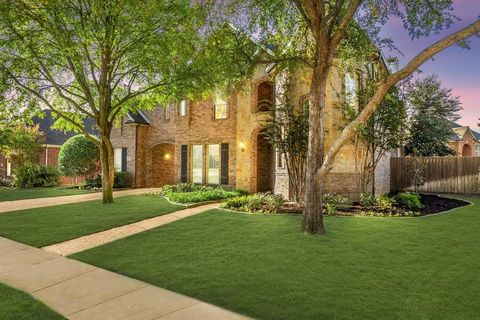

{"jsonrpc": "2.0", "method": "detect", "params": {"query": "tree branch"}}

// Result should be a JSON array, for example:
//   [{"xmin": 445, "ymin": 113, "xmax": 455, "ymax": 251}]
[{"xmin": 319, "ymin": 18, "xmax": 480, "ymax": 178}]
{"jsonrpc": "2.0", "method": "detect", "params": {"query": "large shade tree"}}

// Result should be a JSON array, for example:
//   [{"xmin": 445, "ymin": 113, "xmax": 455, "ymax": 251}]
[
  {"xmin": 219, "ymin": 0, "xmax": 480, "ymax": 234},
  {"xmin": 0, "ymin": 0, "xmax": 246, "ymax": 203}
]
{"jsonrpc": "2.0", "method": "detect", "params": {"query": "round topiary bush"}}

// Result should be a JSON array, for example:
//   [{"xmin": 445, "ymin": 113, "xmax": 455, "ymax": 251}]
[{"xmin": 58, "ymin": 135, "xmax": 100, "ymax": 177}]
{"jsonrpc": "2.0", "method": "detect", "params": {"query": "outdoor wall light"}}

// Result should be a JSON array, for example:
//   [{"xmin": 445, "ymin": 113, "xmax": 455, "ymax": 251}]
[
  {"xmin": 164, "ymin": 153, "xmax": 171, "ymax": 160},
  {"xmin": 239, "ymin": 141, "xmax": 245, "ymax": 152}
]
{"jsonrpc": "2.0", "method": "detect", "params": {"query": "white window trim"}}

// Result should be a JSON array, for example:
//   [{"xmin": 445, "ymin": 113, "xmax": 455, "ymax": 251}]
[
  {"xmin": 179, "ymin": 99, "xmax": 187, "ymax": 116},
  {"xmin": 114, "ymin": 148, "xmax": 123, "ymax": 173},
  {"xmin": 191, "ymin": 145, "xmax": 203, "ymax": 184},
  {"xmin": 214, "ymin": 91, "xmax": 228, "ymax": 119},
  {"xmin": 207, "ymin": 144, "xmax": 221, "ymax": 185}
]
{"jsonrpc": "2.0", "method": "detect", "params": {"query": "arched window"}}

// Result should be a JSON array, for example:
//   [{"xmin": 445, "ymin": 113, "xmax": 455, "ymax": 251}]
[{"xmin": 256, "ymin": 81, "xmax": 274, "ymax": 112}]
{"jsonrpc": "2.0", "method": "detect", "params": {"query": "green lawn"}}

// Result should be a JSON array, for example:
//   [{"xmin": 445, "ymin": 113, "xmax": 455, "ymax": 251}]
[
  {"xmin": 0, "ymin": 187, "xmax": 91, "ymax": 202},
  {"xmin": 0, "ymin": 196, "xmax": 183, "ymax": 247},
  {"xmin": 72, "ymin": 196, "xmax": 480, "ymax": 320},
  {"xmin": 0, "ymin": 283, "xmax": 64, "ymax": 320}
]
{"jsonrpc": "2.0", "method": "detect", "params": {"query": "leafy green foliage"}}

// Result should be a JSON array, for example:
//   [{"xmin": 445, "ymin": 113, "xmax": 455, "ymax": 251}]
[
  {"xmin": 322, "ymin": 194, "xmax": 353, "ymax": 210},
  {"xmin": 0, "ymin": 124, "xmax": 43, "ymax": 167},
  {"xmin": 162, "ymin": 183, "xmax": 241, "ymax": 204},
  {"xmin": 58, "ymin": 135, "xmax": 100, "ymax": 177},
  {"xmin": 405, "ymin": 76, "xmax": 461, "ymax": 156},
  {"xmin": 395, "ymin": 192, "xmax": 422, "ymax": 210},
  {"xmin": 0, "ymin": 0, "xmax": 250, "ymax": 202},
  {"xmin": 263, "ymin": 76, "xmax": 309, "ymax": 202},
  {"xmin": 14, "ymin": 164, "xmax": 60, "ymax": 188},
  {"xmin": 83, "ymin": 172, "xmax": 133, "ymax": 189},
  {"xmin": 221, "ymin": 193, "xmax": 285, "ymax": 213}
]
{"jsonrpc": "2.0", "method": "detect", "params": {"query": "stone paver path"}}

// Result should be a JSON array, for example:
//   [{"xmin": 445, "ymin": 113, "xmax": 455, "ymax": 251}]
[
  {"xmin": 0, "ymin": 188, "xmax": 162, "ymax": 213},
  {"xmin": 43, "ymin": 203, "xmax": 221, "ymax": 256},
  {"xmin": 0, "ymin": 237, "xmax": 248, "ymax": 320}
]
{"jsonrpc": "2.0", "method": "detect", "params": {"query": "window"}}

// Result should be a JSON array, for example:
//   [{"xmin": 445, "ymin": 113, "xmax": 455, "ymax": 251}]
[
  {"xmin": 207, "ymin": 144, "xmax": 220, "ymax": 184},
  {"xmin": 114, "ymin": 148, "xmax": 123, "ymax": 172},
  {"xmin": 164, "ymin": 105, "xmax": 170, "ymax": 121},
  {"xmin": 192, "ymin": 145, "xmax": 203, "ymax": 184},
  {"xmin": 257, "ymin": 81, "xmax": 274, "ymax": 112},
  {"xmin": 345, "ymin": 72, "xmax": 358, "ymax": 108},
  {"xmin": 214, "ymin": 91, "xmax": 228, "ymax": 119},
  {"xmin": 178, "ymin": 99, "xmax": 187, "ymax": 116}
]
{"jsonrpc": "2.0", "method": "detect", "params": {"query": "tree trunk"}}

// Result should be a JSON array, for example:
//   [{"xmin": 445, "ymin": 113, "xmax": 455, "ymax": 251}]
[
  {"xmin": 99, "ymin": 133, "xmax": 115, "ymax": 204},
  {"xmin": 303, "ymin": 59, "xmax": 329, "ymax": 234}
]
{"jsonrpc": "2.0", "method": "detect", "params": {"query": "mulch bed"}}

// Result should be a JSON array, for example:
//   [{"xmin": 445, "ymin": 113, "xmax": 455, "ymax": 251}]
[
  {"xmin": 278, "ymin": 194, "xmax": 470, "ymax": 217},
  {"xmin": 419, "ymin": 194, "xmax": 470, "ymax": 215}
]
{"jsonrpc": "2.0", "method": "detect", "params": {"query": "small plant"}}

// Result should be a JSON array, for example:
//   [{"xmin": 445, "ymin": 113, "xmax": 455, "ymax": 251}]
[
  {"xmin": 325, "ymin": 203, "xmax": 337, "ymax": 216},
  {"xmin": 0, "ymin": 178, "xmax": 13, "ymax": 187},
  {"xmin": 114, "ymin": 172, "xmax": 133, "ymax": 188},
  {"xmin": 359, "ymin": 193, "xmax": 376, "ymax": 207},
  {"xmin": 395, "ymin": 192, "xmax": 422, "ymax": 210},
  {"xmin": 322, "ymin": 194, "xmax": 353, "ymax": 210},
  {"xmin": 374, "ymin": 195, "xmax": 396, "ymax": 211},
  {"xmin": 221, "ymin": 192, "xmax": 285, "ymax": 214},
  {"xmin": 14, "ymin": 164, "xmax": 60, "ymax": 188}
]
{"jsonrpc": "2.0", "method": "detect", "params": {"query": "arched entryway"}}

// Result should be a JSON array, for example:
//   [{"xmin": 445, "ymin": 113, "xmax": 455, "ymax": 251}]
[
  {"xmin": 255, "ymin": 129, "xmax": 274, "ymax": 192},
  {"xmin": 149, "ymin": 143, "xmax": 175, "ymax": 187},
  {"xmin": 462, "ymin": 144, "xmax": 473, "ymax": 157}
]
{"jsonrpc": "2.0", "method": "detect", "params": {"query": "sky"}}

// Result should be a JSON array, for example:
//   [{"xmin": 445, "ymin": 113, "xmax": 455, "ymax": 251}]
[{"xmin": 380, "ymin": 0, "xmax": 480, "ymax": 129}]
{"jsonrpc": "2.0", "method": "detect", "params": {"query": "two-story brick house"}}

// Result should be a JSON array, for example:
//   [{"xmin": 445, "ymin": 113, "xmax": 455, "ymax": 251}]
[{"xmin": 111, "ymin": 60, "xmax": 391, "ymax": 199}]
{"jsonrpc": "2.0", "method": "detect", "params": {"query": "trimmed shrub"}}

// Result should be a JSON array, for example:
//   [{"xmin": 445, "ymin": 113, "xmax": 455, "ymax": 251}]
[
  {"xmin": 162, "ymin": 183, "xmax": 241, "ymax": 204},
  {"xmin": 82, "ymin": 172, "xmax": 133, "ymax": 189},
  {"xmin": 221, "ymin": 192, "xmax": 285, "ymax": 214},
  {"xmin": 323, "ymin": 194, "xmax": 353, "ymax": 210},
  {"xmin": 395, "ymin": 192, "xmax": 422, "ymax": 210},
  {"xmin": 58, "ymin": 135, "xmax": 99, "ymax": 177},
  {"xmin": 14, "ymin": 164, "xmax": 60, "ymax": 188}
]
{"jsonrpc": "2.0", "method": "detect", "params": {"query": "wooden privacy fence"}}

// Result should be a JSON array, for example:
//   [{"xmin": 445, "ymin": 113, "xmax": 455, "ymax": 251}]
[{"xmin": 391, "ymin": 157, "xmax": 480, "ymax": 194}]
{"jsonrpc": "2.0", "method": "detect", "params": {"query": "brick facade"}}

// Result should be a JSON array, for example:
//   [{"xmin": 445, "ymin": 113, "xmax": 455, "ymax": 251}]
[{"xmin": 111, "ymin": 63, "xmax": 391, "ymax": 198}]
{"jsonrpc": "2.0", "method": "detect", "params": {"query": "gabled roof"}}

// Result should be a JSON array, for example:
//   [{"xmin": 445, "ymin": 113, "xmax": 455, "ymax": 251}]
[
  {"xmin": 32, "ymin": 110, "xmax": 97, "ymax": 146},
  {"xmin": 125, "ymin": 110, "xmax": 150, "ymax": 125},
  {"xmin": 448, "ymin": 121, "xmax": 480, "ymax": 142}
]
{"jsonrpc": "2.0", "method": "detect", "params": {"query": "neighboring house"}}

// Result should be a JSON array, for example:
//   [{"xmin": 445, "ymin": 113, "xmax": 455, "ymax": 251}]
[
  {"xmin": 111, "ymin": 58, "xmax": 393, "ymax": 199},
  {"xmin": 448, "ymin": 121, "xmax": 480, "ymax": 157},
  {"xmin": 0, "ymin": 110, "xmax": 96, "ymax": 183}
]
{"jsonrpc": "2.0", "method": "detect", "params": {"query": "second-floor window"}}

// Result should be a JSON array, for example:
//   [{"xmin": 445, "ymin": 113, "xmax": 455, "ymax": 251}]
[
  {"xmin": 345, "ymin": 72, "xmax": 358, "ymax": 108},
  {"xmin": 214, "ymin": 91, "xmax": 228, "ymax": 119},
  {"xmin": 178, "ymin": 99, "xmax": 187, "ymax": 116},
  {"xmin": 257, "ymin": 81, "xmax": 274, "ymax": 112}
]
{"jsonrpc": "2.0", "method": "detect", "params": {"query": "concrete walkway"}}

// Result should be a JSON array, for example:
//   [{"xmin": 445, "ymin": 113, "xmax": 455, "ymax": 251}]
[
  {"xmin": 0, "ymin": 237, "xmax": 248, "ymax": 320},
  {"xmin": 43, "ymin": 203, "xmax": 221, "ymax": 256},
  {"xmin": 0, "ymin": 188, "xmax": 162, "ymax": 213}
]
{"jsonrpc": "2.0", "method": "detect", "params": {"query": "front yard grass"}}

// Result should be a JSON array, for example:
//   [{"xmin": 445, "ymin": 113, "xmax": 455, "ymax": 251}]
[
  {"xmin": 0, "ymin": 187, "xmax": 91, "ymax": 202},
  {"xmin": 0, "ymin": 283, "xmax": 65, "ymax": 320},
  {"xmin": 71, "ymin": 196, "xmax": 480, "ymax": 320},
  {"xmin": 0, "ymin": 195, "xmax": 183, "ymax": 247}
]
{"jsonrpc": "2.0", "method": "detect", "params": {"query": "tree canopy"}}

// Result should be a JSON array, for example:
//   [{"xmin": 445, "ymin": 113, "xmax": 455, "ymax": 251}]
[
  {"xmin": 0, "ymin": 0, "xmax": 249, "ymax": 202},
  {"xmin": 405, "ymin": 76, "xmax": 461, "ymax": 157}
]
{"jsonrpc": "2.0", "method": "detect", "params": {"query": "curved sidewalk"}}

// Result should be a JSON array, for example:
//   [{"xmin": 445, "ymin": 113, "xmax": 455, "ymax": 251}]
[
  {"xmin": 0, "ymin": 237, "xmax": 248, "ymax": 320},
  {"xmin": 0, "ymin": 188, "xmax": 162, "ymax": 213}
]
